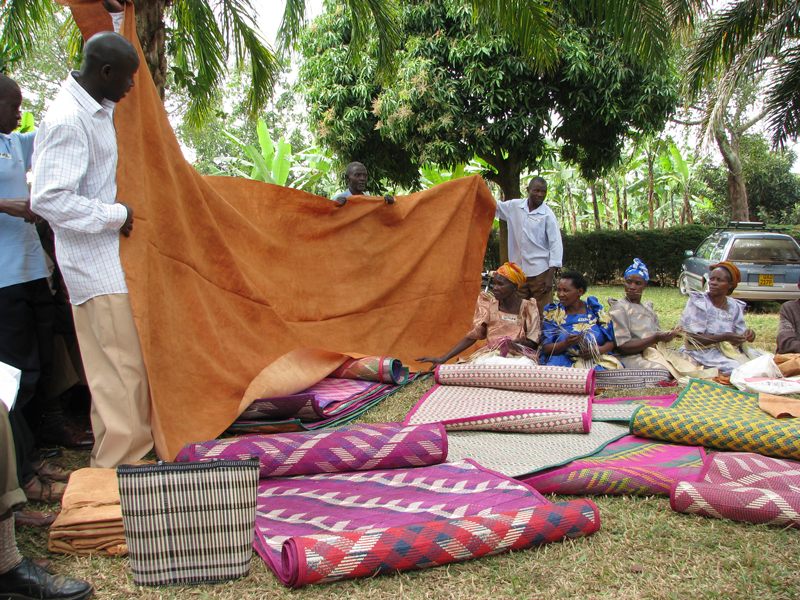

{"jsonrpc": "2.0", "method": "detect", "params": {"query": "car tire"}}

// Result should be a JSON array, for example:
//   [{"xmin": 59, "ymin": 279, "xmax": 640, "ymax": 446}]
[{"xmin": 678, "ymin": 273, "xmax": 691, "ymax": 296}]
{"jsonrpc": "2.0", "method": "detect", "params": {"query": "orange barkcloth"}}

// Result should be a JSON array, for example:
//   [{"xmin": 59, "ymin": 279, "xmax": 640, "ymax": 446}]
[{"xmin": 59, "ymin": 2, "xmax": 495, "ymax": 459}]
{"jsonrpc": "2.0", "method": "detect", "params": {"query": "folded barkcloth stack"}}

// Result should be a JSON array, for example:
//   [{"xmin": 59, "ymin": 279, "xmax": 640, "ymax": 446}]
[{"xmin": 48, "ymin": 468, "xmax": 126, "ymax": 556}]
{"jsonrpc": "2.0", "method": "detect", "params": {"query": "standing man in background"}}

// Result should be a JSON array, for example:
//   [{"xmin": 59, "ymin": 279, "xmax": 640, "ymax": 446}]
[
  {"xmin": 31, "ymin": 0, "xmax": 153, "ymax": 469},
  {"xmin": 495, "ymin": 176, "xmax": 563, "ymax": 316}
]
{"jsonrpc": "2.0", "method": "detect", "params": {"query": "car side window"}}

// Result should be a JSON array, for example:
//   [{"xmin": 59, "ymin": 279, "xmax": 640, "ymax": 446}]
[
  {"xmin": 695, "ymin": 239, "xmax": 714, "ymax": 259},
  {"xmin": 709, "ymin": 237, "xmax": 727, "ymax": 262}
]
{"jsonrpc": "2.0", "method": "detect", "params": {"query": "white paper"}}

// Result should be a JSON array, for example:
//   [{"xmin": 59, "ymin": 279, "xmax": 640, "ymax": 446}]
[{"xmin": 0, "ymin": 361, "xmax": 21, "ymax": 411}]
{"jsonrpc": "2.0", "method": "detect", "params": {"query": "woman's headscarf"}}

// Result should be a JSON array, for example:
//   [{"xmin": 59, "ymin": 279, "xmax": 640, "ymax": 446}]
[
  {"xmin": 623, "ymin": 258, "xmax": 649, "ymax": 282},
  {"xmin": 710, "ymin": 261, "xmax": 741, "ymax": 292},
  {"xmin": 496, "ymin": 262, "xmax": 526, "ymax": 287}
]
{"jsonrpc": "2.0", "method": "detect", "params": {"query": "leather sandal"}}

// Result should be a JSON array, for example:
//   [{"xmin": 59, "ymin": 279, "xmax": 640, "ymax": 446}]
[
  {"xmin": 23, "ymin": 476, "xmax": 66, "ymax": 504},
  {"xmin": 15, "ymin": 510, "xmax": 57, "ymax": 528},
  {"xmin": 33, "ymin": 460, "xmax": 72, "ymax": 483}
]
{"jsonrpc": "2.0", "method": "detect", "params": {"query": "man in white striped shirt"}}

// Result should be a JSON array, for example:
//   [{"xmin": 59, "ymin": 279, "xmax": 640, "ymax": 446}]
[{"xmin": 31, "ymin": 1, "xmax": 152, "ymax": 469}]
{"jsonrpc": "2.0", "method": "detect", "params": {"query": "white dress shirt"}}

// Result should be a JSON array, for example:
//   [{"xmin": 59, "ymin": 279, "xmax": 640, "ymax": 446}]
[
  {"xmin": 495, "ymin": 198, "xmax": 563, "ymax": 277},
  {"xmin": 31, "ymin": 74, "xmax": 129, "ymax": 305}
]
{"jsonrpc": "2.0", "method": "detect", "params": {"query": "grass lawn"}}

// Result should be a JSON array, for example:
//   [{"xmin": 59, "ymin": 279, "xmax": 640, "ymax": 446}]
[{"xmin": 17, "ymin": 286, "xmax": 800, "ymax": 600}]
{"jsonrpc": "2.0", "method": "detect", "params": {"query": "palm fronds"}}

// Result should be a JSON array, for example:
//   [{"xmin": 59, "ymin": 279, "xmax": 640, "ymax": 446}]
[
  {"xmin": 685, "ymin": 0, "xmax": 800, "ymax": 146},
  {"xmin": 0, "ymin": 0, "xmax": 57, "ymax": 70},
  {"xmin": 470, "ymin": 0, "xmax": 559, "ymax": 69}
]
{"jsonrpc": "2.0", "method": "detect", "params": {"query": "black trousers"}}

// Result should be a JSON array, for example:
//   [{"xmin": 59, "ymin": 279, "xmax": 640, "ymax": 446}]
[{"xmin": 0, "ymin": 278, "xmax": 55, "ymax": 485}]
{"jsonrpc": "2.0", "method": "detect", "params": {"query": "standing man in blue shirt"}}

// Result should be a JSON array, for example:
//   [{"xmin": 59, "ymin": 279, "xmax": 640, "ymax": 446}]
[
  {"xmin": 0, "ymin": 73, "xmax": 72, "ymax": 504},
  {"xmin": 495, "ymin": 177, "xmax": 563, "ymax": 316}
]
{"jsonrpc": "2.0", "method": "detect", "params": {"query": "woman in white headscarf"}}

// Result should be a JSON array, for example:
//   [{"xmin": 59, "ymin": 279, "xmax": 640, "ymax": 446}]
[{"xmin": 608, "ymin": 258, "xmax": 707, "ymax": 379}]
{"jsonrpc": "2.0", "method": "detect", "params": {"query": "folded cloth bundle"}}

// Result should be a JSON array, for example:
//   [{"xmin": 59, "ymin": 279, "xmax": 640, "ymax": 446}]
[
  {"xmin": 48, "ymin": 468, "xmax": 126, "ymax": 556},
  {"xmin": 774, "ymin": 353, "xmax": 800, "ymax": 377}
]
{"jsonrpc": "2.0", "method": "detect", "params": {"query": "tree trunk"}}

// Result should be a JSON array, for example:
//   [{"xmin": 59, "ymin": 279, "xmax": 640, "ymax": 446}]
[
  {"xmin": 590, "ymin": 181, "xmax": 601, "ymax": 230},
  {"xmin": 601, "ymin": 180, "xmax": 612, "ymax": 228},
  {"xmin": 488, "ymin": 159, "xmax": 522, "ymax": 264},
  {"xmin": 713, "ymin": 121, "xmax": 749, "ymax": 221},
  {"xmin": 682, "ymin": 188, "xmax": 694, "ymax": 224},
  {"xmin": 622, "ymin": 182, "xmax": 629, "ymax": 230},
  {"xmin": 566, "ymin": 186, "xmax": 577, "ymax": 233},
  {"xmin": 613, "ymin": 177, "xmax": 623, "ymax": 229},
  {"xmin": 646, "ymin": 151, "xmax": 655, "ymax": 229},
  {"xmin": 135, "ymin": 0, "xmax": 169, "ymax": 100}
]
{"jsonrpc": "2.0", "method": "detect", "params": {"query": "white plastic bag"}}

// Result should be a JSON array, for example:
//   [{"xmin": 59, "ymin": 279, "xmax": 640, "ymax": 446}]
[
  {"xmin": 0, "ymin": 360, "xmax": 21, "ymax": 411},
  {"xmin": 731, "ymin": 353, "xmax": 800, "ymax": 395}
]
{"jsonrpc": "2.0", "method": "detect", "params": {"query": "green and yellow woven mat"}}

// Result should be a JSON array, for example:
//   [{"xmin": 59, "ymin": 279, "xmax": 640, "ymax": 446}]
[{"xmin": 631, "ymin": 379, "xmax": 800, "ymax": 460}]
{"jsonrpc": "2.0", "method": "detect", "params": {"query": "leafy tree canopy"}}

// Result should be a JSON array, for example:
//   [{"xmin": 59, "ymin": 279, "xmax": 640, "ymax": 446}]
[{"xmin": 299, "ymin": 0, "xmax": 679, "ymax": 197}]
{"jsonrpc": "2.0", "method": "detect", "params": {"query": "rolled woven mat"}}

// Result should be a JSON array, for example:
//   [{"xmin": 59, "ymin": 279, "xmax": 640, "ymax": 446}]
[
  {"xmin": 594, "ymin": 368, "xmax": 672, "ymax": 390},
  {"xmin": 176, "ymin": 422, "xmax": 447, "ymax": 477},
  {"xmin": 331, "ymin": 356, "xmax": 410, "ymax": 384},
  {"xmin": 273, "ymin": 501, "xmax": 599, "ymax": 588},
  {"xmin": 671, "ymin": 452, "xmax": 800, "ymax": 528},
  {"xmin": 253, "ymin": 459, "xmax": 599, "ymax": 588},
  {"xmin": 434, "ymin": 363, "xmax": 594, "ymax": 395},
  {"xmin": 631, "ymin": 379, "xmax": 800, "ymax": 461},
  {"xmin": 406, "ymin": 384, "xmax": 590, "ymax": 433}
]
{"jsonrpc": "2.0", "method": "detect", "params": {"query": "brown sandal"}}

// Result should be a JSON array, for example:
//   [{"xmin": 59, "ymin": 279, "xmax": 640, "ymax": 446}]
[
  {"xmin": 23, "ymin": 476, "xmax": 66, "ymax": 504},
  {"xmin": 33, "ymin": 460, "xmax": 72, "ymax": 483}
]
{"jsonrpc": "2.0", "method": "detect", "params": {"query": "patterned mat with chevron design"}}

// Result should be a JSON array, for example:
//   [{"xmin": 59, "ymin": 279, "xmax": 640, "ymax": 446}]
[
  {"xmin": 671, "ymin": 452, "xmax": 800, "ymax": 528},
  {"xmin": 253, "ymin": 460, "xmax": 600, "ymax": 588},
  {"xmin": 631, "ymin": 379, "xmax": 800, "ymax": 460}
]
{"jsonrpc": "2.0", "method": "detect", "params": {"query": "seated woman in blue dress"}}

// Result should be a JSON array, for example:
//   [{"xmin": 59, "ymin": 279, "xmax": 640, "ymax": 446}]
[{"xmin": 540, "ymin": 271, "xmax": 621, "ymax": 370}]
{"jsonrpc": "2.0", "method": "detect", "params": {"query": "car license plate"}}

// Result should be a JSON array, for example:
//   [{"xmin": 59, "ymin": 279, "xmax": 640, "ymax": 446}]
[{"xmin": 759, "ymin": 274, "xmax": 774, "ymax": 286}]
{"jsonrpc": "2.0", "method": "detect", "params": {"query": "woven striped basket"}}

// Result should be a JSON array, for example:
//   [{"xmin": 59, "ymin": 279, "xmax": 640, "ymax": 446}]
[{"xmin": 117, "ymin": 458, "xmax": 259, "ymax": 586}]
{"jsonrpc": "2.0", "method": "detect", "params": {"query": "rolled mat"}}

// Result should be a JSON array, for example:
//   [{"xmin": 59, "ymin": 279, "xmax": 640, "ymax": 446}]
[
  {"xmin": 594, "ymin": 368, "xmax": 673, "ymax": 390},
  {"xmin": 631, "ymin": 378, "xmax": 800, "ymax": 461},
  {"xmin": 434, "ymin": 363, "xmax": 594, "ymax": 395},
  {"xmin": 175, "ymin": 422, "xmax": 446, "ymax": 478},
  {"xmin": 253, "ymin": 459, "xmax": 599, "ymax": 588},
  {"xmin": 274, "ymin": 501, "xmax": 599, "ymax": 588},
  {"xmin": 331, "ymin": 356, "xmax": 410, "ymax": 384},
  {"xmin": 670, "ymin": 452, "xmax": 800, "ymax": 528},
  {"xmin": 406, "ymin": 385, "xmax": 590, "ymax": 433}
]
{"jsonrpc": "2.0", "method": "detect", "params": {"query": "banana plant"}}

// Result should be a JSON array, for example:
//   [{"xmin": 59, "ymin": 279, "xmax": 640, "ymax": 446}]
[{"xmin": 222, "ymin": 119, "xmax": 292, "ymax": 186}]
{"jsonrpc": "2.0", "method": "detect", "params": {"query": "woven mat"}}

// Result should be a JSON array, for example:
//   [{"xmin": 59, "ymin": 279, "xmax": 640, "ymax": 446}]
[
  {"xmin": 671, "ymin": 452, "xmax": 800, "ymax": 528},
  {"xmin": 253, "ymin": 460, "xmax": 600, "ymax": 588},
  {"xmin": 435, "ymin": 363, "xmax": 594, "ymax": 394},
  {"xmin": 444, "ymin": 422, "xmax": 628, "ymax": 478},
  {"xmin": 632, "ymin": 379, "xmax": 800, "ymax": 460},
  {"xmin": 177, "ymin": 423, "xmax": 447, "ymax": 478},
  {"xmin": 405, "ymin": 384, "xmax": 590, "ymax": 433},
  {"xmin": 594, "ymin": 368, "xmax": 673, "ymax": 390},
  {"xmin": 523, "ymin": 435, "xmax": 706, "ymax": 496},
  {"xmin": 230, "ymin": 374, "xmax": 422, "ymax": 434},
  {"xmin": 592, "ymin": 394, "xmax": 677, "ymax": 423}
]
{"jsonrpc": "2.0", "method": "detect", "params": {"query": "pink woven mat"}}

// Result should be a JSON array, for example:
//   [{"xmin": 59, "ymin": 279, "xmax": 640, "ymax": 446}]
[
  {"xmin": 176, "ymin": 422, "xmax": 447, "ymax": 478},
  {"xmin": 671, "ymin": 452, "xmax": 800, "ymax": 528},
  {"xmin": 405, "ymin": 384, "xmax": 590, "ymax": 433},
  {"xmin": 523, "ymin": 435, "xmax": 705, "ymax": 496},
  {"xmin": 254, "ymin": 460, "xmax": 600, "ymax": 587},
  {"xmin": 435, "ymin": 363, "xmax": 594, "ymax": 395}
]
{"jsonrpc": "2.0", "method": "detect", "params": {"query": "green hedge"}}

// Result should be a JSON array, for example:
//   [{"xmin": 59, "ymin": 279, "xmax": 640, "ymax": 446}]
[
  {"xmin": 561, "ymin": 225, "xmax": 715, "ymax": 285},
  {"xmin": 484, "ymin": 224, "xmax": 716, "ymax": 285}
]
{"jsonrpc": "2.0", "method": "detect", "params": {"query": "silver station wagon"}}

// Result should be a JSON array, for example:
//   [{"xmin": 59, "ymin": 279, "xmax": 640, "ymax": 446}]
[{"xmin": 678, "ymin": 222, "xmax": 800, "ymax": 302}]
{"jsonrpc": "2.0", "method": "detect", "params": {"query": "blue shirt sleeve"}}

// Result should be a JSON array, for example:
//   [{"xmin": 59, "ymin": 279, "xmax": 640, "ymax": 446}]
[{"xmin": 18, "ymin": 131, "xmax": 36, "ymax": 171}]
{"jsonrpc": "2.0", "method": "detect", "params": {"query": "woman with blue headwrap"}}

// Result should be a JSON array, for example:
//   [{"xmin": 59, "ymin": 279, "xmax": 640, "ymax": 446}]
[{"xmin": 608, "ymin": 258, "xmax": 704, "ymax": 378}]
